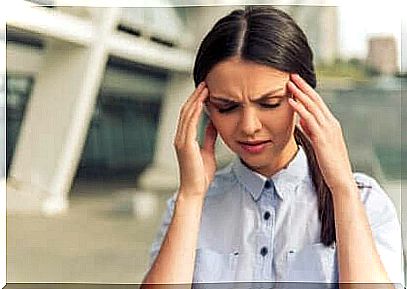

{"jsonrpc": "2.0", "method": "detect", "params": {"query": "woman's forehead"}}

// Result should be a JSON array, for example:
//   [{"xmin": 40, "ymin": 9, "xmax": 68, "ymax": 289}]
[{"xmin": 205, "ymin": 59, "xmax": 289, "ymax": 100}]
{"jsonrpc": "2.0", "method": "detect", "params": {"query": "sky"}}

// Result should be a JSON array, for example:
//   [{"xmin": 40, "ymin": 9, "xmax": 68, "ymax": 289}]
[{"xmin": 338, "ymin": 1, "xmax": 405, "ymax": 71}]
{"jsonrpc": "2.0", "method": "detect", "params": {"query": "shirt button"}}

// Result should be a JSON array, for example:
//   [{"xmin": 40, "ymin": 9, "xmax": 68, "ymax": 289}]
[
  {"xmin": 260, "ymin": 246, "xmax": 268, "ymax": 256},
  {"xmin": 264, "ymin": 211, "xmax": 271, "ymax": 220},
  {"xmin": 264, "ymin": 180, "xmax": 271, "ymax": 189}
]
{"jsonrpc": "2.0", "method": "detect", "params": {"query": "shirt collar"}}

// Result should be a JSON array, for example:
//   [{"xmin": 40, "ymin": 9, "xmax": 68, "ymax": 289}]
[{"xmin": 231, "ymin": 144, "xmax": 310, "ymax": 202}]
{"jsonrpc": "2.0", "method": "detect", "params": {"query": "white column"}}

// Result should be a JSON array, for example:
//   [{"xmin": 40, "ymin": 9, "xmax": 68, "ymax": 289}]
[
  {"xmin": 137, "ymin": 72, "xmax": 193, "ymax": 192},
  {"xmin": 7, "ymin": 8, "xmax": 120, "ymax": 214}
]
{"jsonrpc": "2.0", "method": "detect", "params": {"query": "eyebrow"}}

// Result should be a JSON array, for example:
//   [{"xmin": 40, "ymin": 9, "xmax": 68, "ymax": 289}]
[{"xmin": 209, "ymin": 87, "xmax": 286, "ymax": 103}]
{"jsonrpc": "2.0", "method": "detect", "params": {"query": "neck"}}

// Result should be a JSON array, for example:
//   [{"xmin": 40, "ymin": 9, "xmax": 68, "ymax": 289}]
[{"xmin": 271, "ymin": 140, "xmax": 299, "ymax": 177}]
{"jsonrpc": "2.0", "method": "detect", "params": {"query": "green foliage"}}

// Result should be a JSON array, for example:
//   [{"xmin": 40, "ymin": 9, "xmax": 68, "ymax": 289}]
[{"xmin": 316, "ymin": 58, "xmax": 376, "ymax": 82}]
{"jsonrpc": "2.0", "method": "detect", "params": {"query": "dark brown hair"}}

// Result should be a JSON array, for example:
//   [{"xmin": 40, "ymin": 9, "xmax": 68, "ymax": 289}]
[{"xmin": 193, "ymin": 6, "xmax": 336, "ymax": 246}]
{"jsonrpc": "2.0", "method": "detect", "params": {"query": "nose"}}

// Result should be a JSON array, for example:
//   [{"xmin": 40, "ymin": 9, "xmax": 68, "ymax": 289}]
[{"xmin": 239, "ymin": 107, "xmax": 262, "ymax": 136}]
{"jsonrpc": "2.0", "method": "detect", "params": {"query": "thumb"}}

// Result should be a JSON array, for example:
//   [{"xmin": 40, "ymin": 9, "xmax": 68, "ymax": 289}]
[{"xmin": 202, "ymin": 120, "xmax": 217, "ymax": 153}]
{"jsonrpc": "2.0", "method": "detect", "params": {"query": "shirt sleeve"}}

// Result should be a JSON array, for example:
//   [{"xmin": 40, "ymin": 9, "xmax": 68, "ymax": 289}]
[
  {"xmin": 354, "ymin": 172, "xmax": 405, "ymax": 287},
  {"xmin": 147, "ymin": 192, "xmax": 177, "ymax": 270}
]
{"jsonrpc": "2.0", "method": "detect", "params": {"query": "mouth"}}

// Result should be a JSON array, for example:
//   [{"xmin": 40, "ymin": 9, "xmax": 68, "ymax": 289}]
[{"xmin": 237, "ymin": 140, "xmax": 271, "ymax": 154}]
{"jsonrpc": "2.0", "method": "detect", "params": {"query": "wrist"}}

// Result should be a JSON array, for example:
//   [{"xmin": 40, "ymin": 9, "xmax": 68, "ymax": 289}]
[
  {"xmin": 326, "ymin": 171, "xmax": 356, "ymax": 191},
  {"xmin": 330, "ymin": 178, "xmax": 360, "ymax": 200},
  {"xmin": 178, "ymin": 185, "xmax": 206, "ymax": 199},
  {"xmin": 175, "ymin": 191, "xmax": 205, "ymax": 218},
  {"xmin": 176, "ymin": 188, "xmax": 206, "ymax": 205}
]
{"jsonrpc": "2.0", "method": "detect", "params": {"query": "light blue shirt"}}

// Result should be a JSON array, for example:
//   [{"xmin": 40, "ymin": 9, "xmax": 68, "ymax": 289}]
[{"xmin": 149, "ymin": 145, "xmax": 404, "ymax": 286}]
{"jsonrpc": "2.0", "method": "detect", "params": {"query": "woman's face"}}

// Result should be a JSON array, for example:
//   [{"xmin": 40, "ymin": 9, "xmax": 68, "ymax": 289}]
[{"xmin": 205, "ymin": 57, "xmax": 298, "ymax": 177}]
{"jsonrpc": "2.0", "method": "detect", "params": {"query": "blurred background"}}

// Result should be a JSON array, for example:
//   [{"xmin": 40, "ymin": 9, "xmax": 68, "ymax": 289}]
[{"xmin": 3, "ymin": 0, "xmax": 406, "ymax": 284}]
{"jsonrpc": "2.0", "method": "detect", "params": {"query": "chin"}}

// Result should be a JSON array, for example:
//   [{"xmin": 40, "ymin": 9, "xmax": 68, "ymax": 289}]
[{"xmin": 239, "ymin": 153, "xmax": 272, "ymax": 168}]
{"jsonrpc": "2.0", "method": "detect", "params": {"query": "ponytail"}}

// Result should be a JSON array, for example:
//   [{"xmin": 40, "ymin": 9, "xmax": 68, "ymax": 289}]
[{"xmin": 294, "ymin": 126, "xmax": 336, "ymax": 246}]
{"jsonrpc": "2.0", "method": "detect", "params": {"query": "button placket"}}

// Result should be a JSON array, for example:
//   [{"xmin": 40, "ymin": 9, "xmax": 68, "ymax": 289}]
[{"xmin": 257, "ymin": 180, "xmax": 275, "ymax": 280}]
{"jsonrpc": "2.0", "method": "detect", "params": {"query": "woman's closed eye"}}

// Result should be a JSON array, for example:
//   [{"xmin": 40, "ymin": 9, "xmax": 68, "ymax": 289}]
[
  {"xmin": 259, "ymin": 102, "xmax": 281, "ymax": 109},
  {"xmin": 217, "ymin": 104, "xmax": 239, "ymax": 113},
  {"xmin": 217, "ymin": 102, "xmax": 281, "ymax": 113},
  {"xmin": 207, "ymin": 99, "xmax": 239, "ymax": 113}
]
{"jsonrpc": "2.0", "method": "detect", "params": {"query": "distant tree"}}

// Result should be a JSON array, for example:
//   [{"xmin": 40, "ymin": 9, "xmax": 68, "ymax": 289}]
[
  {"xmin": 365, "ymin": 65, "xmax": 381, "ymax": 77},
  {"xmin": 349, "ymin": 58, "xmax": 362, "ymax": 67}
]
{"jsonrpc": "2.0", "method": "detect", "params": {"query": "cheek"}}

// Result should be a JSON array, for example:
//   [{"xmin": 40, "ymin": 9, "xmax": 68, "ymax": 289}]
[
  {"xmin": 210, "ymin": 115, "xmax": 235, "ymax": 139},
  {"xmin": 263, "ymin": 109, "xmax": 295, "ymax": 134}
]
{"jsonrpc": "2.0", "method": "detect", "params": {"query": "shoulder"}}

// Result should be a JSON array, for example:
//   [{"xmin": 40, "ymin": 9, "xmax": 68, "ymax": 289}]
[
  {"xmin": 352, "ymin": 172, "xmax": 389, "ymax": 202},
  {"xmin": 352, "ymin": 172, "xmax": 399, "ymax": 228},
  {"xmin": 353, "ymin": 173, "xmax": 404, "ymax": 286},
  {"xmin": 353, "ymin": 171, "xmax": 380, "ymax": 187}
]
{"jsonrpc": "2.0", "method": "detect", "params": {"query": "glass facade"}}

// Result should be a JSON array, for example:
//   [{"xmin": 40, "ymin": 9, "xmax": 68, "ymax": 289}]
[
  {"xmin": 6, "ymin": 75, "xmax": 33, "ymax": 174},
  {"xmin": 6, "ymin": 60, "xmax": 169, "ymax": 180}
]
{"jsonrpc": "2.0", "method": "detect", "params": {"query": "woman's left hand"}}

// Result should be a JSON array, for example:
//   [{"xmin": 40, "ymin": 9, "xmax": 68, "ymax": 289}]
[{"xmin": 287, "ymin": 73, "xmax": 356, "ymax": 192}]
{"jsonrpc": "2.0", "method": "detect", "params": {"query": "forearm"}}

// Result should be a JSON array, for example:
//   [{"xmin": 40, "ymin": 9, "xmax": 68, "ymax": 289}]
[
  {"xmin": 332, "ymin": 181, "xmax": 394, "ymax": 289},
  {"xmin": 142, "ymin": 191, "xmax": 205, "ymax": 286}
]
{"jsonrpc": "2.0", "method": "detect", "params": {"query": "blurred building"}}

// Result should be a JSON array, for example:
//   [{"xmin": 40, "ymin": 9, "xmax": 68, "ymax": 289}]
[
  {"xmin": 288, "ymin": 5, "xmax": 339, "ymax": 64},
  {"xmin": 6, "ymin": 3, "xmax": 194, "ymax": 214},
  {"xmin": 366, "ymin": 35, "xmax": 398, "ymax": 75},
  {"xmin": 5, "ymin": 2, "xmax": 340, "ymax": 214}
]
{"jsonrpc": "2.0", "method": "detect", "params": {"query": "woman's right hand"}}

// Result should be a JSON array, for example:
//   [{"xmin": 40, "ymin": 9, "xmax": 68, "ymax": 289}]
[{"xmin": 173, "ymin": 82, "xmax": 218, "ymax": 198}]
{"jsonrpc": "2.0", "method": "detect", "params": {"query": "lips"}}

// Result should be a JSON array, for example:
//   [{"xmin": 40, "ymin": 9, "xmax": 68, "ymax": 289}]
[
  {"xmin": 238, "ymin": 140, "xmax": 271, "ymax": 154},
  {"xmin": 238, "ymin": 140, "xmax": 271, "ymax": 145}
]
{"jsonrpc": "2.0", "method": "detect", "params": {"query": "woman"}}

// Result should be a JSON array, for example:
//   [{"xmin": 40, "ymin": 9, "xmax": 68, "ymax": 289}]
[{"xmin": 142, "ymin": 6, "xmax": 404, "ymax": 287}]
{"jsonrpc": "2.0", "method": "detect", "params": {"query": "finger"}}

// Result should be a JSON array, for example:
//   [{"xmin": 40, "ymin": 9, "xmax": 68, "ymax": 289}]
[
  {"xmin": 202, "ymin": 120, "xmax": 217, "ymax": 153},
  {"xmin": 182, "ymin": 86, "xmax": 208, "ymax": 138},
  {"xmin": 175, "ymin": 82, "xmax": 207, "ymax": 143},
  {"xmin": 184, "ymin": 82, "xmax": 207, "ymax": 108},
  {"xmin": 290, "ymin": 74, "xmax": 332, "ymax": 118},
  {"xmin": 288, "ymin": 97, "xmax": 320, "ymax": 138},
  {"xmin": 188, "ymin": 82, "xmax": 208, "ymax": 106},
  {"xmin": 287, "ymin": 80, "xmax": 325, "ymax": 125},
  {"xmin": 184, "ymin": 88, "xmax": 209, "ymax": 144},
  {"xmin": 178, "ymin": 82, "xmax": 206, "ymax": 129}
]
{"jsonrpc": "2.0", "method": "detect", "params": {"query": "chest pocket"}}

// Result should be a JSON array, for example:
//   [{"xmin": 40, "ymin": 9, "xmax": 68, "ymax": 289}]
[
  {"xmin": 286, "ymin": 242, "xmax": 338, "ymax": 283},
  {"xmin": 193, "ymin": 248, "xmax": 239, "ymax": 283}
]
